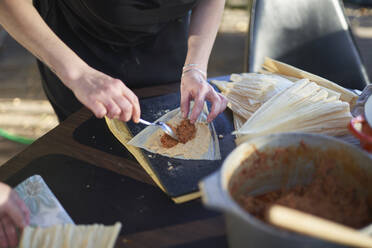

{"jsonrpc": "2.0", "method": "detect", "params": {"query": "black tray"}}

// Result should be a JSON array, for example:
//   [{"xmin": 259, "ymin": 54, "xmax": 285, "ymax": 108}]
[{"xmin": 73, "ymin": 76, "xmax": 236, "ymax": 199}]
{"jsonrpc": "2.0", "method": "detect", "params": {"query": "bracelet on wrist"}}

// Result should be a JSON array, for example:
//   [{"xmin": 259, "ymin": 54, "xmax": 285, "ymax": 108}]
[
  {"xmin": 182, "ymin": 63, "xmax": 202, "ymax": 70},
  {"xmin": 181, "ymin": 67, "xmax": 207, "ymax": 79}
]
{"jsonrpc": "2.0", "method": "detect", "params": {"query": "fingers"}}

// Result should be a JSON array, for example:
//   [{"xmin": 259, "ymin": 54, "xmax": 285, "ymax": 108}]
[
  {"xmin": 103, "ymin": 99, "xmax": 122, "ymax": 119},
  {"xmin": 0, "ymin": 221, "xmax": 8, "ymax": 248},
  {"xmin": 84, "ymin": 87, "xmax": 120, "ymax": 119},
  {"xmin": 4, "ymin": 194, "xmax": 27, "ymax": 230},
  {"xmin": 11, "ymin": 191, "xmax": 30, "ymax": 226},
  {"xmin": 67, "ymin": 67, "xmax": 142, "ymax": 122},
  {"xmin": 89, "ymin": 101, "xmax": 107, "ymax": 118},
  {"xmin": 190, "ymin": 86, "xmax": 208, "ymax": 124},
  {"xmin": 180, "ymin": 90, "xmax": 191, "ymax": 119},
  {"xmin": 82, "ymin": 77, "xmax": 140, "ymax": 122},
  {"xmin": 206, "ymin": 91, "xmax": 221, "ymax": 123},
  {"xmin": 184, "ymin": 81, "xmax": 227, "ymax": 123},
  {"xmin": 114, "ymin": 96, "xmax": 132, "ymax": 122},
  {"xmin": 207, "ymin": 93, "xmax": 227, "ymax": 122},
  {"xmin": 122, "ymin": 86, "xmax": 140, "ymax": 123},
  {"xmin": 112, "ymin": 85, "xmax": 140, "ymax": 123},
  {"xmin": 1, "ymin": 215, "xmax": 18, "ymax": 248},
  {"xmin": 219, "ymin": 93, "xmax": 228, "ymax": 113}
]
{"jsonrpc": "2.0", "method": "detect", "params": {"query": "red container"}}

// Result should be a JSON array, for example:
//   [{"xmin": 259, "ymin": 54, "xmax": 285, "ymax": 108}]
[{"xmin": 348, "ymin": 115, "xmax": 372, "ymax": 153}]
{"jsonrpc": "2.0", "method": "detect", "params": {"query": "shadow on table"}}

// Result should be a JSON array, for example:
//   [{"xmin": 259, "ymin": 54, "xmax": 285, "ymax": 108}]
[{"xmin": 167, "ymin": 235, "xmax": 227, "ymax": 248}]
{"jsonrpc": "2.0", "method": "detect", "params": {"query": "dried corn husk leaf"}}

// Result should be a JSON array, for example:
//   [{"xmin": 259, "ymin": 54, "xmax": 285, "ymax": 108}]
[
  {"xmin": 19, "ymin": 223, "xmax": 122, "ymax": 248},
  {"xmin": 211, "ymin": 73, "xmax": 293, "ymax": 120},
  {"xmin": 262, "ymin": 57, "xmax": 358, "ymax": 106},
  {"xmin": 259, "ymin": 69, "xmax": 301, "ymax": 82},
  {"xmin": 233, "ymin": 112, "xmax": 246, "ymax": 132},
  {"xmin": 234, "ymin": 79, "xmax": 352, "ymax": 144}
]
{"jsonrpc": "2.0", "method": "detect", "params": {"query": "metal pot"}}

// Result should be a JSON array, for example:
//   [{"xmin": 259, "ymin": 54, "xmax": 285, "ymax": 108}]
[{"xmin": 199, "ymin": 133, "xmax": 372, "ymax": 248}]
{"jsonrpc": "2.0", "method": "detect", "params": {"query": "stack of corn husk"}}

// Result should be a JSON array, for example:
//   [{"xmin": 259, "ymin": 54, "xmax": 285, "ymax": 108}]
[
  {"xmin": 212, "ymin": 57, "xmax": 357, "ymax": 144},
  {"xmin": 261, "ymin": 57, "xmax": 358, "ymax": 105},
  {"xmin": 211, "ymin": 73, "xmax": 293, "ymax": 130},
  {"xmin": 234, "ymin": 79, "xmax": 352, "ymax": 144},
  {"xmin": 19, "ymin": 223, "xmax": 122, "ymax": 248}
]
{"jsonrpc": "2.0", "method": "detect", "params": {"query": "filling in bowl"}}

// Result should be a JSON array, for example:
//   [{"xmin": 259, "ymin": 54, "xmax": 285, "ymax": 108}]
[{"xmin": 229, "ymin": 141, "xmax": 372, "ymax": 229}]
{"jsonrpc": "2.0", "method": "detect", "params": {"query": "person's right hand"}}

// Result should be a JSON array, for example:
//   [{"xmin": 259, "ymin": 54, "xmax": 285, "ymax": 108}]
[
  {"xmin": 62, "ymin": 66, "xmax": 141, "ymax": 123},
  {"xmin": 0, "ymin": 182, "xmax": 30, "ymax": 248}
]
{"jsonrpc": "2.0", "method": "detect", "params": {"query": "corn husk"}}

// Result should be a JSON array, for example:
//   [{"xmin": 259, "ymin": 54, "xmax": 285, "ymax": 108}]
[
  {"xmin": 259, "ymin": 69, "xmax": 300, "ymax": 82},
  {"xmin": 212, "ymin": 73, "xmax": 293, "ymax": 120},
  {"xmin": 233, "ymin": 112, "xmax": 246, "ymax": 132},
  {"xmin": 19, "ymin": 223, "xmax": 122, "ymax": 248},
  {"xmin": 234, "ymin": 79, "xmax": 352, "ymax": 145},
  {"xmin": 127, "ymin": 103, "xmax": 221, "ymax": 160},
  {"xmin": 262, "ymin": 57, "xmax": 358, "ymax": 107}
]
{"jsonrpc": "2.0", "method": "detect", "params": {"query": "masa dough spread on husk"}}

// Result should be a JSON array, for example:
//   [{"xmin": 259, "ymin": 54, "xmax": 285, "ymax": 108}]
[{"xmin": 144, "ymin": 115, "xmax": 211, "ymax": 159}]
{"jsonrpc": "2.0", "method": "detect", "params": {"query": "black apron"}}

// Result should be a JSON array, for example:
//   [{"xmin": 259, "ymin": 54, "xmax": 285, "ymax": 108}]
[{"xmin": 34, "ymin": 0, "xmax": 198, "ymax": 121}]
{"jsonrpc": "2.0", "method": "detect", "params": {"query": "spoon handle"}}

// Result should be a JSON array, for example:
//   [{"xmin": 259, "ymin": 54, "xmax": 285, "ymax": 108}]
[
  {"xmin": 267, "ymin": 205, "xmax": 372, "ymax": 248},
  {"xmin": 139, "ymin": 118, "xmax": 155, "ymax": 126}
]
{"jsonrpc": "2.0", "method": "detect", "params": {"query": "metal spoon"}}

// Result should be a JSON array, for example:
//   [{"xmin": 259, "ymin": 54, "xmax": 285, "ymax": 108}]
[{"xmin": 139, "ymin": 118, "xmax": 178, "ymax": 141}]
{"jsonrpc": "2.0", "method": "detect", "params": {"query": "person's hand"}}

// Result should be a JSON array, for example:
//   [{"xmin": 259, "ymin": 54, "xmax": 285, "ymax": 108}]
[
  {"xmin": 181, "ymin": 70, "xmax": 227, "ymax": 123},
  {"xmin": 0, "ymin": 182, "xmax": 30, "ymax": 248},
  {"xmin": 62, "ymin": 66, "xmax": 141, "ymax": 123}
]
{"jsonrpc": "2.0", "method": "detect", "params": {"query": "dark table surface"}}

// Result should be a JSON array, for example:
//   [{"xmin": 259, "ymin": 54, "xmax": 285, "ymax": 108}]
[{"xmin": 0, "ymin": 81, "xmax": 229, "ymax": 248}]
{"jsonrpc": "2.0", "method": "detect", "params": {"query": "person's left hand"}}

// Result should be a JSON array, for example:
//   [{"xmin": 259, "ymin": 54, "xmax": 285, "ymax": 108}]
[
  {"xmin": 0, "ymin": 182, "xmax": 30, "ymax": 248},
  {"xmin": 181, "ymin": 70, "xmax": 227, "ymax": 123}
]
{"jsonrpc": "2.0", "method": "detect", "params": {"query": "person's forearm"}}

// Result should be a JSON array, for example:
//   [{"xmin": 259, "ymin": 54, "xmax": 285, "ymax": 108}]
[
  {"xmin": 0, "ymin": 0, "xmax": 141, "ymax": 122},
  {"xmin": 0, "ymin": 0, "xmax": 88, "ymax": 86},
  {"xmin": 184, "ymin": 0, "xmax": 225, "ymax": 72}
]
